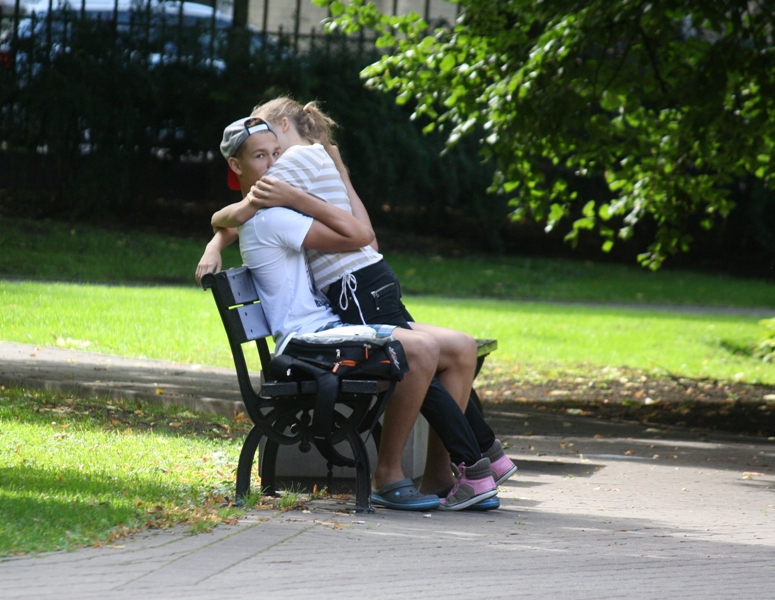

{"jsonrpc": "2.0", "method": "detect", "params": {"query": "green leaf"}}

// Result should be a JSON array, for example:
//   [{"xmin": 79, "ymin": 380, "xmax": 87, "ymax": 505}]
[
  {"xmin": 573, "ymin": 217, "xmax": 595, "ymax": 230},
  {"xmin": 440, "ymin": 54, "xmax": 456, "ymax": 73},
  {"xmin": 329, "ymin": 0, "xmax": 345, "ymax": 17},
  {"xmin": 548, "ymin": 203, "xmax": 567, "ymax": 222}
]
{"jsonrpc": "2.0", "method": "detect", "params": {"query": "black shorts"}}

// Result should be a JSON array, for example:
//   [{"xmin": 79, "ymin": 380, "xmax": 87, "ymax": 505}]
[{"xmin": 325, "ymin": 260, "xmax": 414, "ymax": 328}]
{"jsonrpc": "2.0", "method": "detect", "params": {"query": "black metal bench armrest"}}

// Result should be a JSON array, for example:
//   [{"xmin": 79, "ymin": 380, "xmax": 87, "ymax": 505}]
[{"xmin": 260, "ymin": 379, "xmax": 386, "ymax": 399}]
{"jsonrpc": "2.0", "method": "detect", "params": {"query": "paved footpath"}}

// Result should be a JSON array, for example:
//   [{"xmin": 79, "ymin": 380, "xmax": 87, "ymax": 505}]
[{"xmin": 1, "ymin": 342, "xmax": 774, "ymax": 599}]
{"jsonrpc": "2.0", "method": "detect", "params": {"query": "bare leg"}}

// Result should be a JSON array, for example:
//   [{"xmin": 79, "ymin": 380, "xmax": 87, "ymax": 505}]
[
  {"xmin": 372, "ymin": 328, "xmax": 439, "ymax": 491},
  {"xmin": 410, "ymin": 323, "xmax": 478, "ymax": 494}
]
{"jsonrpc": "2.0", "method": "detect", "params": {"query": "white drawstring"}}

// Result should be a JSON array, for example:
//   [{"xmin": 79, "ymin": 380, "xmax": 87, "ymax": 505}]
[{"xmin": 338, "ymin": 272, "xmax": 367, "ymax": 325}]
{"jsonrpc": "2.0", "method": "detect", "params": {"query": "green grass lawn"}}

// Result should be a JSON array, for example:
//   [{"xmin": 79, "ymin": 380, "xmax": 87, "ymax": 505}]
[
  {"xmin": 387, "ymin": 253, "xmax": 775, "ymax": 308},
  {"xmin": 3, "ymin": 215, "xmax": 773, "ymax": 308},
  {"xmin": 1, "ymin": 279, "xmax": 773, "ymax": 384},
  {"xmin": 1, "ymin": 215, "xmax": 773, "ymax": 384},
  {"xmin": 0, "ymin": 387, "xmax": 259, "ymax": 556}
]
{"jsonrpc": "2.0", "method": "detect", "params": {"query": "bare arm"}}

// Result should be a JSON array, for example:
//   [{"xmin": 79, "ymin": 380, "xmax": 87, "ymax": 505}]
[
  {"xmin": 212, "ymin": 176, "xmax": 328, "ymax": 230},
  {"xmin": 301, "ymin": 197, "xmax": 375, "ymax": 253},
  {"xmin": 211, "ymin": 198, "xmax": 257, "ymax": 230},
  {"xmin": 244, "ymin": 176, "xmax": 376, "ymax": 251},
  {"xmin": 195, "ymin": 227, "xmax": 238, "ymax": 284},
  {"xmin": 327, "ymin": 145, "xmax": 379, "ymax": 251},
  {"xmin": 247, "ymin": 147, "xmax": 380, "ymax": 252}
]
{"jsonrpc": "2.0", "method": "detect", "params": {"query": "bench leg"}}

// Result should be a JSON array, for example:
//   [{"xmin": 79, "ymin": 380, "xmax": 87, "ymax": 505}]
[
  {"xmin": 260, "ymin": 439, "xmax": 279, "ymax": 496},
  {"xmin": 369, "ymin": 421, "xmax": 382, "ymax": 453},
  {"xmin": 235, "ymin": 425, "xmax": 263, "ymax": 505},
  {"xmin": 344, "ymin": 425, "xmax": 373, "ymax": 514}
]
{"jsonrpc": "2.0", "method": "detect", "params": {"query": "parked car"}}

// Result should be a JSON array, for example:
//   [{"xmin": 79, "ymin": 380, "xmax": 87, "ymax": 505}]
[{"xmin": 0, "ymin": 0, "xmax": 247, "ymax": 74}]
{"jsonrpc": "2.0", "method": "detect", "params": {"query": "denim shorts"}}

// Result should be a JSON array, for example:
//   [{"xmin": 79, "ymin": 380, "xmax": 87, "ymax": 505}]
[{"xmin": 315, "ymin": 320, "xmax": 397, "ymax": 339}]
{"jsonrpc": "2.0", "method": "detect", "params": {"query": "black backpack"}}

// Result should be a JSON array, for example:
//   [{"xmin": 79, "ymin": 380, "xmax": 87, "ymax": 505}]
[{"xmin": 268, "ymin": 331, "xmax": 409, "ymax": 467}]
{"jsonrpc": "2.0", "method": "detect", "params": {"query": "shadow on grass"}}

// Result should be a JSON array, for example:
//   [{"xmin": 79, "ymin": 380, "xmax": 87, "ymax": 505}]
[
  {"xmin": 1, "ymin": 388, "xmax": 250, "ymax": 442},
  {"xmin": 0, "ymin": 464, "xmax": 197, "ymax": 554}
]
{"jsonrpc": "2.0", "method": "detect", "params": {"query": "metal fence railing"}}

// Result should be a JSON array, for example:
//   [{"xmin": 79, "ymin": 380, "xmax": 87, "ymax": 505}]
[{"xmin": 0, "ymin": 0, "xmax": 385, "ymax": 75}]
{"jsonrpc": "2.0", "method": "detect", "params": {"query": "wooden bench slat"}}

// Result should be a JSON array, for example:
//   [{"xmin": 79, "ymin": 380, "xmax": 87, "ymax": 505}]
[
  {"xmin": 476, "ymin": 338, "xmax": 498, "ymax": 358},
  {"xmin": 226, "ymin": 302, "xmax": 272, "ymax": 343}
]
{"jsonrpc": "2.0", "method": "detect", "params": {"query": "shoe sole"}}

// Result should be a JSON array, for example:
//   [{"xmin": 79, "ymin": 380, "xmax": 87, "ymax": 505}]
[
  {"xmin": 370, "ymin": 494, "xmax": 440, "ymax": 511},
  {"xmin": 438, "ymin": 488, "xmax": 498, "ymax": 511},
  {"xmin": 494, "ymin": 464, "xmax": 519, "ymax": 487},
  {"xmin": 464, "ymin": 496, "xmax": 500, "ymax": 511}
]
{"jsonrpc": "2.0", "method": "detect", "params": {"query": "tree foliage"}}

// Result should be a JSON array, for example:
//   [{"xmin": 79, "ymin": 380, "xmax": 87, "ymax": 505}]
[{"xmin": 314, "ymin": 0, "xmax": 775, "ymax": 268}]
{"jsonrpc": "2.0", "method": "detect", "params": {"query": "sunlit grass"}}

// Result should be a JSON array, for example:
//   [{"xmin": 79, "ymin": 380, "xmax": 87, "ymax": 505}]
[
  {"xmin": 1, "ymin": 280, "xmax": 230, "ymax": 367},
  {"xmin": 0, "ymin": 387, "xmax": 257, "ymax": 556},
  {"xmin": 1, "ymin": 280, "xmax": 773, "ymax": 385},
  {"xmin": 409, "ymin": 297, "xmax": 775, "ymax": 385}
]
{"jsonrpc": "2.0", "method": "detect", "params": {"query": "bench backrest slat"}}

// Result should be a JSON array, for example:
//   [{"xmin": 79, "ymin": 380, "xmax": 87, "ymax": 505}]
[
  {"xmin": 202, "ymin": 268, "xmax": 273, "ymax": 408},
  {"xmin": 223, "ymin": 267, "xmax": 260, "ymax": 306},
  {"xmin": 226, "ymin": 302, "xmax": 272, "ymax": 343}
]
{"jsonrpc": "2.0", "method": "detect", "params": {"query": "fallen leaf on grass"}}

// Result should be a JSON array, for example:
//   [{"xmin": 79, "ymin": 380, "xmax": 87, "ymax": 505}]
[{"xmin": 233, "ymin": 411, "xmax": 251, "ymax": 423}]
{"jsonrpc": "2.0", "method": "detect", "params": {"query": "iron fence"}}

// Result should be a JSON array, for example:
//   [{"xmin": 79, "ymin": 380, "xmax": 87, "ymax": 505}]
[{"xmin": 0, "ymin": 0, "xmax": 383, "ymax": 76}]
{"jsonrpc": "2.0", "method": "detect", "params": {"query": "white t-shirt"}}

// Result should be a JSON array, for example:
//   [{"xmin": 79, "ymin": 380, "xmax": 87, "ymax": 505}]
[
  {"xmin": 238, "ymin": 206, "xmax": 337, "ymax": 348},
  {"xmin": 266, "ymin": 143, "xmax": 382, "ymax": 288}
]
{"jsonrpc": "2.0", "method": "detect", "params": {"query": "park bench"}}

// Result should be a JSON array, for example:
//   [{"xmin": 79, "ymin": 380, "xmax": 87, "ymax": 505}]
[{"xmin": 202, "ymin": 266, "xmax": 497, "ymax": 512}]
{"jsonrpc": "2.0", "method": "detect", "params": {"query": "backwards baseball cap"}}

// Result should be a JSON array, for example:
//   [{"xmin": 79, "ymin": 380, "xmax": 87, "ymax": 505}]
[{"xmin": 220, "ymin": 116, "xmax": 277, "ymax": 190}]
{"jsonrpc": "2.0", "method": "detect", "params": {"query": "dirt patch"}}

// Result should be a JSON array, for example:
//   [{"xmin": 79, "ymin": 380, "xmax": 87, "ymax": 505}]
[{"xmin": 478, "ymin": 368, "xmax": 775, "ymax": 438}]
